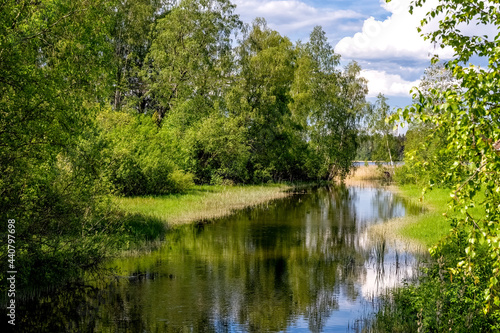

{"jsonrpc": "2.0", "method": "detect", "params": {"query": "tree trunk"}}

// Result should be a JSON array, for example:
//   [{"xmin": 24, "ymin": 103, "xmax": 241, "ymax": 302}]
[{"xmin": 385, "ymin": 134, "xmax": 394, "ymax": 169}]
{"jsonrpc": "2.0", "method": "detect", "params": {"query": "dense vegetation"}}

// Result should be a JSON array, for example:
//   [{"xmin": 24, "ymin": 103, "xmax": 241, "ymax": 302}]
[
  {"xmin": 372, "ymin": 0, "xmax": 500, "ymax": 331},
  {"xmin": 0, "ymin": 0, "xmax": 371, "ymax": 290}
]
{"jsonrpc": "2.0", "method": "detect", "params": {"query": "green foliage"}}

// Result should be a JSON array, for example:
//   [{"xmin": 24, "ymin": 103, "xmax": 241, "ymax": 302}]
[
  {"xmin": 231, "ymin": 18, "xmax": 302, "ymax": 182},
  {"xmin": 0, "ymin": 0, "xmax": 371, "ymax": 291},
  {"xmin": 411, "ymin": 0, "xmax": 500, "ymax": 318},
  {"xmin": 184, "ymin": 113, "xmax": 250, "ymax": 184},
  {"xmin": 292, "ymin": 27, "xmax": 368, "ymax": 179},
  {"xmin": 0, "ymin": 0, "xmax": 124, "ymax": 289},
  {"xmin": 394, "ymin": 63, "xmax": 456, "ymax": 186},
  {"xmin": 385, "ymin": 0, "xmax": 500, "ymax": 328},
  {"xmin": 98, "ymin": 109, "xmax": 194, "ymax": 195},
  {"xmin": 373, "ymin": 185, "xmax": 496, "ymax": 332},
  {"xmin": 362, "ymin": 94, "xmax": 399, "ymax": 165},
  {"xmin": 110, "ymin": 0, "xmax": 167, "ymax": 111},
  {"xmin": 144, "ymin": 0, "xmax": 241, "ymax": 122},
  {"xmin": 373, "ymin": 241, "xmax": 499, "ymax": 332},
  {"xmin": 357, "ymin": 133, "xmax": 405, "ymax": 162},
  {"xmin": 395, "ymin": 123, "xmax": 454, "ymax": 186}
]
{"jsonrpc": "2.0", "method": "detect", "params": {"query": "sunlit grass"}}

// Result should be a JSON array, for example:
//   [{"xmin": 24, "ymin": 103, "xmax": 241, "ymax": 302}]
[
  {"xmin": 395, "ymin": 185, "xmax": 453, "ymax": 247},
  {"xmin": 114, "ymin": 184, "xmax": 292, "ymax": 227},
  {"xmin": 370, "ymin": 185, "xmax": 487, "ymax": 250}
]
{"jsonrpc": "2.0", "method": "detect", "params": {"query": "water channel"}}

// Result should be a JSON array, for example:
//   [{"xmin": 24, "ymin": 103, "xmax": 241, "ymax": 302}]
[{"xmin": 7, "ymin": 183, "xmax": 425, "ymax": 332}]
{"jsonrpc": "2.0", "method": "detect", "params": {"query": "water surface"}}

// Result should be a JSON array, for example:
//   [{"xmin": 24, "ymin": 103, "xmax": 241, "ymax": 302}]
[{"xmin": 7, "ymin": 184, "xmax": 424, "ymax": 332}]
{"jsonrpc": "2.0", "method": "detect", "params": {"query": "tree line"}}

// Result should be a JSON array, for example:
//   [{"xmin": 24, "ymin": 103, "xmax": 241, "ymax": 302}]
[{"xmin": 106, "ymin": 1, "xmax": 369, "ymax": 188}]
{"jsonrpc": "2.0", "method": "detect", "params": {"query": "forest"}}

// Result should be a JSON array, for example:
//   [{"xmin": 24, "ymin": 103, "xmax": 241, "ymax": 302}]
[{"xmin": 1, "ymin": 0, "xmax": 500, "ymax": 331}]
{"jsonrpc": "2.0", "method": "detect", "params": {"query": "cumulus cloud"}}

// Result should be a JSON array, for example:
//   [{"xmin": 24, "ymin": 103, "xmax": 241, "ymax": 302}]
[
  {"xmin": 233, "ymin": 0, "xmax": 363, "ymax": 39},
  {"xmin": 335, "ymin": 0, "xmax": 454, "ymax": 61},
  {"xmin": 232, "ymin": 0, "xmax": 496, "ymax": 102},
  {"xmin": 361, "ymin": 69, "xmax": 420, "ymax": 98}
]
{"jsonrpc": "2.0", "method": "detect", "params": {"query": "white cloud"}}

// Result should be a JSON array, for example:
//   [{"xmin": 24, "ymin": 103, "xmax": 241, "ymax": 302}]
[
  {"xmin": 231, "ymin": 0, "xmax": 497, "ymax": 103},
  {"xmin": 233, "ymin": 0, "xmax": 362, "ymax": 38},
  {"xmin": 361, "ymin": 69, "xmax": 420, "ymax": 97},
  {"xmin": 335, "ymin": 0, "xmax": 454, "ymax": 61}
]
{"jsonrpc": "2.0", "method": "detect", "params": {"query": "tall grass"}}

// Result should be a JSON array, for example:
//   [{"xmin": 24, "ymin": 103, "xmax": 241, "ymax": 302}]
[
  {"xmin": 113, "ymin": 184, "xmax": 293, "ymax": 254},
  {"xmin": 347, "ymin": 165, "xmax": 383, "ymax": 181},
  {"xmin": 114, "ymin": 184, "xmax": 292, "ymax": 227}
]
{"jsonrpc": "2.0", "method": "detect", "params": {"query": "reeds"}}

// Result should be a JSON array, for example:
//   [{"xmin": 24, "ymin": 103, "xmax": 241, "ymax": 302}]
[
  {"xmin": 346, "ymin": 165, "xmax": 392, "ymax": 181},
  {"xmin": 114, "ymin": 184, "xmax": 292, "ymax": 227},
  {"xmin": 368, "ymin": 216, "xmax": 428, "ymax": 254}
]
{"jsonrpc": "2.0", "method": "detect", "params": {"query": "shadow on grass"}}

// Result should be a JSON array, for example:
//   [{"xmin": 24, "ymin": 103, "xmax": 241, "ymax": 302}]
[{"xmin": 122, "ymin": 213, "xmax": 168, "ymax": 242}]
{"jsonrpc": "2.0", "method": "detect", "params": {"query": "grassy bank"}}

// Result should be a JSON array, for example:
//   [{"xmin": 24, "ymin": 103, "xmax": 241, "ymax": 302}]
[
  {"xmin": 368, "ymin": 185, "xmax": 455, "ymax": 252},
  {"xmin": 114, "ymin": 184, "xmax": 293, "ymax": 250},
  {"xmin": 394, "ymin": 185, "xmax": 454, "ymax": 247},
  {"xmin": 368, "ymin": 181, "xmax": 487, "ymax": 253},
  {"xmin": 397, "ymin": 185, "xmax": 485, "ymax": 247},
  {"xmin": 115, "ymin": 184, "xmax": 292, "ymax": 226}
]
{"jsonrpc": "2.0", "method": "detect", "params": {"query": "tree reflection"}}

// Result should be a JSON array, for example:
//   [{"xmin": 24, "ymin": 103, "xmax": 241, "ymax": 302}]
[{"xmin": 5, "ymin": 185, "xmax": 421, "ymax": 332}]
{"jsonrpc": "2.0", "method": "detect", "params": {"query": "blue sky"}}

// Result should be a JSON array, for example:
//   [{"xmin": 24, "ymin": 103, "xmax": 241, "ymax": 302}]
[{"xmin": 232, "ymin": 0, "xmax": 462, "ymax": 110}]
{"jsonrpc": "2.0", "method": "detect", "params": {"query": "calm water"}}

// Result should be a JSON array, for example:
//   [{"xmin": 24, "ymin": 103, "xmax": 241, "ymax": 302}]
[{"xmin": 6, "ymin": 184, "xmax": 424, "ymax": 332}]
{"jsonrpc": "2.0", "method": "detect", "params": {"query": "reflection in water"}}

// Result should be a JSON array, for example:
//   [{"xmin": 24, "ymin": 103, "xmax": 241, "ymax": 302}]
[{"xmin": 2, "ymin": 184, "xmax": 425, "ymax": 333}]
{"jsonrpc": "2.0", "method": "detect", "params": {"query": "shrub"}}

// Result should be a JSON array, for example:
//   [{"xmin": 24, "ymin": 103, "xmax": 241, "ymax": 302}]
[{"xmin": 99, "ymin": 109, "xmax": 194, "ymax": 196}]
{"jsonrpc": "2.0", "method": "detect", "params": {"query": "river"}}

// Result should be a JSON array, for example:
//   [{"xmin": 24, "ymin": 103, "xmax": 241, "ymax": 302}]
[{"xmin": 8, "ymin": 183, "xmax": 424, "ymax": 332}]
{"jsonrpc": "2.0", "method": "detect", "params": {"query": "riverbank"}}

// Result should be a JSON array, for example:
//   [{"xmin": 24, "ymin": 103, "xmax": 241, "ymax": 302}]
[
  {"xmin": 116, "ymin": 184, "xmax": 293, "ymax": 226},
  {"xmin": 368, "ymin": 185, "xmax": 453, "ymax": 252},
  {"xmin": 114, "ymin": 184, "xmax": 294, "ymax": 251},
  {"xmin": 368, "ymin": 183, "xmax": 487, "ymax": 253},
  {"xmin": 345, "ymin": 165, "xmax": 448, "ymax": 252},
  {"xmin": 367, "ymin": 186, "xmax": 493, "ymax": 331}
]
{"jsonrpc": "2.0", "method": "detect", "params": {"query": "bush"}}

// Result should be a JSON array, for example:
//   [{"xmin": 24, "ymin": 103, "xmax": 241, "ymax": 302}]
[
  {"xmin": 0, "ymin": 124, "xmax": 126, "ymax": 290},
  {"xmin": 183, "ymin": 113, "xmax": 251, "ymax": 184},
  {"xmin": 393, "ymin": 164, "xmax": 419, "ymax": 185},
  {"xmin": 109, "ymin": 153, "xmax": 148, "ymax": 195},
  {"xmin": 99, "ymin": 109, "xmax": 194, "ymax": 196},
  {"xmin": 168, "ymin": 169, "xmax": 195, "ymax": 192},
  {"xmin": 395, "ymin": 123, "xmax": 457, "ymax": 187}
]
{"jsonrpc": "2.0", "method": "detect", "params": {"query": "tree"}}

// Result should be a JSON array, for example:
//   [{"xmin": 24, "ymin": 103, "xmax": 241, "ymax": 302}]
[
  {"xmin": 365, "ymin": 94, "xmax": 396, "ymax": 165},
  {"xmin": 144, "ymin": 0, "xmax": 241, "ymax": 123},
  {"xmin": 399, "ymin": 63, "xmax": 456, "ymax": 185},
  {"xmin": 228, "ymin": 18, "xmax": 301, "ymax": 182},
  {"xmin": 396, "ymin": 0, "xmax": 500, "ymax": 324},
  {"xmin": 110, "ymin": 0, "xmax": 170, "ymax": 111},
  {"xmin": 0, "ymin": 0, "xmax": 120, "ymax": 288},
  {"xmin": 292, "ymin": 26, "xmax": 367, "ymax": 179}
]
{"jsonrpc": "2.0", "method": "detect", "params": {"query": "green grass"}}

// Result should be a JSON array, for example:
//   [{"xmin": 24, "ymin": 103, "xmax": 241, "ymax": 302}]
[
  {"xmin": 368, "ymin": 184, "xmax": 486, "ymax": 251},
  {"xmin": 114, "ymin": 184, "xmax": 292, "ymax": 227},
  {"xmin": 396, "ymin": 185, "xmax": 454, "ymax": 247},
  {"xmin": 395, "ymin": 185, "xmax": 486, "ymax": 248}
]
